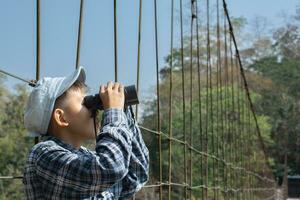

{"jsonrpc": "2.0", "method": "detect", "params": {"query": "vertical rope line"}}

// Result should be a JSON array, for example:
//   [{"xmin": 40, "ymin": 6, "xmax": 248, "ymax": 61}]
[
  {"xmin": 240, "ymin": 59, "xmax": 246, "ymax": 200},
  {"xmin": 135, "ymin": 0, "xmax": 143, "ymax": 121},
  {"xmin": 75, "ymin": 0, "xmax": 84, "ymax": 69},
  {"xmin": 133, "ymin": 2, "xmax": 142, "ymax": 199},
  {"xmin": 223, "ymin": 9, "xmax": 229, "ymax": 199},
  {"xmin": 195, "ymin": 0, "xmax": 204, "ymax": 199},
  {"xmin": 244, "ymin": 72, "xmax": 248, "ymax": 200},
  {"xmin": 235, "ymin": 51, "xmax": 243, "ymax": 199},
  {"xmin": 242, "ymin": 69, "xmax": 248, "ymax": 200},
  {"xmin": 206, "ymin": 0, "xmax": 216, "ymax": 198},
  {"xmin": 216, "ymin": 0, "xmax": 221, "ymax": 198},
  {"xmin": 204, "ymin": 0, "xmax": 209, "ymax": 198},
  {"xmin": 228, "ymin": 29, "xmax": 233, "ymax": 200},
  {"xmin": 218, "ymin": 3, "xmax": 226, "ymax": 198},
  {"xmin": 238, "ymin": 58, "xmax": 245, "ymax": 200},
  {"xmin": 179, "ymin": 0, "xmax": 187, "ymax": 198},
  {"xmin": 132, "ymin": 3, "xmax": 142, "ymax": 200},
  {"xmin": 36, "ymin": 0, "xmax": 40, "ymax": 81},
  {"xmin": 247, "ymin": 95, "xmax": 253, "ymax": 199},
  {"xmin": 229, "ymin": 35, "xmax": 236, "ymax": 199},
  {"xmin": 242, "ymin": 74, "xmax": 249, "ymax": 199},
  {"xmin": 247, "ymin": 99, "xmax": 250, "ymax": 200},
  {"xmin": 168, "ymin": 0, "xmax": 174, "ymax": 199},
  {"xmin": 35, "ymin": 0, "xmax": 41, "ymax": 145},
  {"xmin": 153, "ymin": 0, "xmax": 162, "ymax": 199},
  {"xmin": 244, "ymin": 64, "xmax": 250, "ymax": 200},
  {"xmin": 189, "ymin": 1, "xmax": 196, "ymax": 199},
  {"xmin": 226, "ymin": 24, "xmax": 233, "ymax": 200},
  {"xmin": 216, "ymin": 45, "xmax": 221, "ymax": 199},
  {"xmin": 229, "ymin": 35, "xmax": 233, "ymax": 197},
  {"xmin": 114, "ymin": 0, "xmax": 118, "ymax": 82}
]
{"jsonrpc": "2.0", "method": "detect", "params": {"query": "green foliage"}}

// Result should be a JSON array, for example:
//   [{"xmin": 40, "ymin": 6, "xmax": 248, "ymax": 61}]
[
  {"xmin": 249, "ymin": 56, "xmax": 300, "ymax": 183},
  {"xmin": 0, "ymin": 81, "xmax": 32, "ymax": 199}
]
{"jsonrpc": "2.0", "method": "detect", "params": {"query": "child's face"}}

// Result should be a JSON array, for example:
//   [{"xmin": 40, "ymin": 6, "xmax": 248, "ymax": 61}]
[{"xmin": 62, "ymin": 89, "xmax": 98, "ymax": 140}]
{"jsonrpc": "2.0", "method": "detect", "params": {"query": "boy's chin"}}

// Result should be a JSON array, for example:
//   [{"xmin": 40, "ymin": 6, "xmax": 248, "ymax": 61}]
[
  {"xmin": 78, "ymin": 133, "xmax": 96, "ymax": 141},
  {"xmin": 82, "ymin": 135, "xmax": 95, "ymax": 140},
  {"xmin": 80, "ymin": 128, "xmax": 99, "ymax": 140},
  {"xmin": 88, "ymin": 132, "xmax": 98, "ymax": 140}
]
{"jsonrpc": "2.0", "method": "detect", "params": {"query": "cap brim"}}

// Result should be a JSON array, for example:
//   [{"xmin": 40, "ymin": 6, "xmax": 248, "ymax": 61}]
[
  {"xmin": 57, "ymin": 66, "xmax": 86, "ymax": 97},
  {"xmin": 76, "ymin": 65, "xmax": 86, "ymax": 83}
]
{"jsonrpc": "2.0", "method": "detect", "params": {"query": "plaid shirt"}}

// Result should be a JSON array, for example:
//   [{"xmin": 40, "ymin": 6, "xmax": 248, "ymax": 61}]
[{"xmin": 23, "ymin": 105, "xmax": 149, "ymax": 199}]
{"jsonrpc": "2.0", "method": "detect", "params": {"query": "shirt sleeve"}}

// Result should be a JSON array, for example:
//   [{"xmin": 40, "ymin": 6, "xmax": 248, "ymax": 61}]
[
  {"xmin": 119, "ymin": 105, "xmax": 150, "ymax": 199},
  {"xmin": 34, "ymin": 108, "xmax": 133, "ymax": 196}
]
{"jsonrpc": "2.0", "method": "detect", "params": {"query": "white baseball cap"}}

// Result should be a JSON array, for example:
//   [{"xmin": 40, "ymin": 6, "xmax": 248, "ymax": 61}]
[{"xmin": 24, "ymin": 66, "xmax": 86, "ymax": 137}]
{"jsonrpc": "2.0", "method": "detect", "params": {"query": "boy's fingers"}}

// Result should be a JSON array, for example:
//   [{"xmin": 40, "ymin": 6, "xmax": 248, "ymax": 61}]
[
  {"xmin": 107, "ymin": 81, "xmax": 113, "ymax": 91},
  {"xmin": 113, "ymin": 82, "xmax": 120, "ymax": 91},
  {"xmin": 100, "ymin": 85, "xmax": 105, "ymax": 93},
  {"xmin": 118, "ymin": 84, "xmax": 124, "ymax": 93}
]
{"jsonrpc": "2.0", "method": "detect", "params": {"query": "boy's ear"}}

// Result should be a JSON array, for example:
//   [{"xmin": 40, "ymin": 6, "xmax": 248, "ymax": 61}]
[{"xmin": 53, "ymin": 108, "xmax": 69, "ymax": 127}]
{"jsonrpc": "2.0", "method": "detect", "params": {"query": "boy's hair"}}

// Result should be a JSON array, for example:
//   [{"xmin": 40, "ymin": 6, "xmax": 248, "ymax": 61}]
[{"xmin": 46, "ymin": 80, "xmax": 89, "ymax": 135}]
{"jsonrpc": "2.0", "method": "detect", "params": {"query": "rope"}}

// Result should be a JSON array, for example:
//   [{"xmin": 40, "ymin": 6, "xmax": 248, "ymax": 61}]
[
  {"xmin": 223, "ymin": 7, "xmax": 229, "ymax": 199},
  {"xmin": 194, "ymin": 0, "xmax": 204, "ymax": 199},
  {"xmin": 75, "ymin": 0, "xmax": 84, "ymax": 69},
  {"xmin": 229, "ymin": 34, "xmax": 235, "ymax": 199},
  {"xmin": 216, "ymin": 0, "xmax": 222, "ymax": 198},
  {"xmin": 153, "ymin": 0, "xmax": 162, "ymax": 199},
  {"xmin": 189, "ymin": 0, "xmax": 196, "ymax": 199},
  {"xmin": 114, "ymin": 0, "xmax": 118, "ymax": 82},
  {"xmin": 168, "ymin": 0, "xmax": 174, "ymax": 199},
  {"xmin": 135, "ymin": 0, "xmax": 143, "ymax": 121},
  {"xmin": 179, "ymin": 0, "xmax": 188, "ymax": 198},
  {"xmin": 132, "ymin": 1, "xmax": 143, "ymax": 199},
  {"xmin": 35, "ymin": 0, "xmax": 41, "ymax": 145},
  {"xmin": 0, "ymin": 69, "xmax": 36, "ymax": 87}
]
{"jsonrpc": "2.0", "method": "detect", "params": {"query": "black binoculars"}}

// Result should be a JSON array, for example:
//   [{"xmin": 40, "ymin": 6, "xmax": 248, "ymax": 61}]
[{"xmin": 83, "ymin": 84, "xmax": 139, "ymax": 117}]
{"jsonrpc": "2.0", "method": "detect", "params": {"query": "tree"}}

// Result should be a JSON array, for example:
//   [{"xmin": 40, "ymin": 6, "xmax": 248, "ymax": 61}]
[{"xmin": 0, "ymin": 80, "xmax": 32, "ymax": 199}]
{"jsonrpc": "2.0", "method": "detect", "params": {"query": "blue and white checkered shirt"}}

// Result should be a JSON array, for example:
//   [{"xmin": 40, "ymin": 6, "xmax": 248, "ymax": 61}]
[{"xmin": 23, "ymin": 105, "xmax": 149, "ymax": 199}]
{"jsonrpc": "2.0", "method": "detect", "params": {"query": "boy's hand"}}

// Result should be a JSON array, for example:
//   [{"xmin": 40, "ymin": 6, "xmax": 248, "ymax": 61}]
[{"xmin": 99, "ymin": 81, "xmax": 125, "ymax": 110}]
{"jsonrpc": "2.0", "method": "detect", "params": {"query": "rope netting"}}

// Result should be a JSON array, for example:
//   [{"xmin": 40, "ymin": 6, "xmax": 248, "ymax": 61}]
[{"xmin": 0, "ymin": 0, "xmax": 276, "ymax": 199}]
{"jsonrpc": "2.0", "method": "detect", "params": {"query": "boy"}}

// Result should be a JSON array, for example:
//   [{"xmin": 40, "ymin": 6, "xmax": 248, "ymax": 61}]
[{"xmin": 22, "ymin": 66, "xmax": 149, "ymax": 199}]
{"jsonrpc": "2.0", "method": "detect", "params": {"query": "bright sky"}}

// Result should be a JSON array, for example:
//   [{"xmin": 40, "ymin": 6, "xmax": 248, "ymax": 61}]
[{"xmin": 0, "ymin": 0, "xmax": 298, "ymax": 104}]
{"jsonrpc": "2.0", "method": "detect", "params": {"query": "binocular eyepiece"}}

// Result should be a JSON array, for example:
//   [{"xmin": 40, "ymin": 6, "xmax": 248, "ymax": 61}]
[{"xmin": 82, "ymin": 85, "xmax": 139, "ymax": 117}]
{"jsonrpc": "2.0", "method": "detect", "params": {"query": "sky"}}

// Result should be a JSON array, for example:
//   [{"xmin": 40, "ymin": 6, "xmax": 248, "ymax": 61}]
[{"xmin": 0, "ymin": 0, "xmax": 298, "ymax": 115}]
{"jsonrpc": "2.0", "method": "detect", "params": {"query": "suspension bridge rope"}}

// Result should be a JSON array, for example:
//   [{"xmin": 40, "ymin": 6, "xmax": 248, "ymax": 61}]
[{"xmin": 35, "ymin": 0, "xmax": 41, "ymax": 145}]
